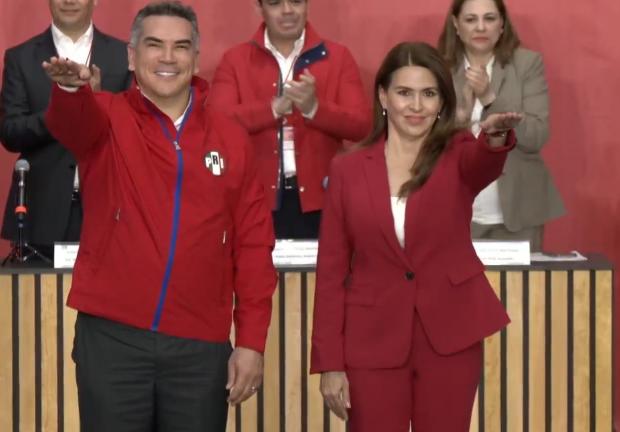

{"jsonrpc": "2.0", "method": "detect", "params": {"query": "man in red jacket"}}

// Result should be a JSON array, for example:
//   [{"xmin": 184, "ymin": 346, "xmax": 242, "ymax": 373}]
[
  {"xmin": 42, "ymin": 2, "xmax": 276, "ymax": 431},
  {"xmin": 209, "ymin": 0, "xmax": 370, "ymax": 239}
]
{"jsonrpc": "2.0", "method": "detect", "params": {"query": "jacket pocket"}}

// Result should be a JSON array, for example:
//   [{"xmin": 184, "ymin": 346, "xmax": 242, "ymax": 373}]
[{"xmin": 448, "ymin": 263, "xmax": 485, "ymax": 285}]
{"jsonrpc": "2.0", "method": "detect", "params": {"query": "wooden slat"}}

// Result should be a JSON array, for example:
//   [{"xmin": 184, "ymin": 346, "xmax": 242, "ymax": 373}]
[
  {"xmin": 62, "ymin": 275, "xmax": 79, "ymax": 432},
  {"xmin": 226, "ymin": 310, "xmax": 236, "ymax": 432},
  {"xmin": 330, "ymin": 411, "xmax": 347, "ymax": 432},
  {"xmin": 484, "ymin": 271, "xmax": 502, "ymax": 432},
  {"xmin": 595, "ymin": 271, "xmax": 613, "ymax": 432},
  {"xmin": 573, "ymin": 271, "xmax": 590, "ymax": 431},
  {"xmin": 306, "ymin": 273, "xmax": 325, "ymax": 432},
  {"xmin": 0, "ymin": 275, "xmax": 13, "ymax": 432},
  {"xmin": 40, "ymin": 275, "xmax": 57, "ymax": 432},
  {"xmin": 506, "ymin": 271, "xmax": 523, "ymax": 432},
  {"xmin": 550, "ymin": 271, "xmax": 568, "ymax": 432},
  {"xmin": 528, "ymin": 271, "xmax": 546, "ymax": 431},
  {"xmin": 225, "ymin": 406, "xmax": 236, "ymax": 432},
  {"xmin": 263, "ymin": 283, "xmax": 280, "ymax": 432},
  {"xmin": 284, "ymin": 273, "xmax": 302, "ymax": 432},
  {"xmin": 19, "ymin": 275, "xmax": 36, "ymax": 432},
  {"xmin": 469, "ymin": 390, "xmax": 479, "ymax": 432},
  {"xmin": 240, "ymin": 393, "xmax": 258, "ymax": 432}
]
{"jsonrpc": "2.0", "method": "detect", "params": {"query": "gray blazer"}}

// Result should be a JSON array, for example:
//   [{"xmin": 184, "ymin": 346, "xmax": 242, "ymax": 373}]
[{"xmin": 454, "ymin": 48, "xmax": 564, "ymax": 232}]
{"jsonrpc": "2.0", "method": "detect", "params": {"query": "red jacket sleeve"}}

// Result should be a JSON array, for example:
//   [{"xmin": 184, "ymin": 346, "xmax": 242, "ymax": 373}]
[
  {"xmin": 44, "ymin": 85, "xmax": 110, "ymax": 160},
  {"xmin": 305, "ymin": 47, "xmax": 370, "ymax": 143},
  {"xmin": 208, "ymin": 51, "xmax": 279, "ymax": 135},
  {"xmin": 310, "ymin": 156, "xmax": 351, "ymax": 372},
  {"xmin": 226, "ymin": 122, "xmax": 277, "ymax": 353},
  {"xmin": 458, "ymin": 129, "xmax": 516, "ymax": 195}
]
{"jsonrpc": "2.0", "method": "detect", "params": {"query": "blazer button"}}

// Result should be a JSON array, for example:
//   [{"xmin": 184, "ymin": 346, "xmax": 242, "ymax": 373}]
[{"xmin": 405, "ymin": 271, "xmax": 415, "ymax": 280}]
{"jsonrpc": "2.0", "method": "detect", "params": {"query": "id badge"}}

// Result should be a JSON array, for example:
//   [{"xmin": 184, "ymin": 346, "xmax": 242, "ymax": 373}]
[{"xmin": 283, "ymin": 126, "xmax": 295, "ymax": 151}]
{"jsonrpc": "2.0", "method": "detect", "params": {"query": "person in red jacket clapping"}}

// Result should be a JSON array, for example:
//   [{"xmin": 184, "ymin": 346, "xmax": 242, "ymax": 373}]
[{"xmin": 209, "ymin": 0, "xmax": 371, "ymax": 239}]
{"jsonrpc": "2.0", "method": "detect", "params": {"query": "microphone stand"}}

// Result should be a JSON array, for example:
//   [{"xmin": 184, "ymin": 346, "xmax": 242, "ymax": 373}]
[{"xmin": 2, "ymin": 214, "xmax": 52, "ymax": 265}]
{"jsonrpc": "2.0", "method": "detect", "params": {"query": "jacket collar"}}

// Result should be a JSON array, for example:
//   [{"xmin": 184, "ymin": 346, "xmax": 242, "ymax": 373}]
[{"xmin": 127, "ymin": 76, "xmax": 209, "ymax": 118}]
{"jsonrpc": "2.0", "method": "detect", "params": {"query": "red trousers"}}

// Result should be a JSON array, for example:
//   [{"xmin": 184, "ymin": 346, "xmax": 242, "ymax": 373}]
[{"xmin": 346, "ymin": 314, "xmax": 482, "ymax": 432}]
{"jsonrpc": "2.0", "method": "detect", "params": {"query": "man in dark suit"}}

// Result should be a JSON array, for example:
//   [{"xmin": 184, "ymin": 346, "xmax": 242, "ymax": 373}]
[{"xmin": 0, "ymin": 0, "xmax": 132, "ymax": 260}]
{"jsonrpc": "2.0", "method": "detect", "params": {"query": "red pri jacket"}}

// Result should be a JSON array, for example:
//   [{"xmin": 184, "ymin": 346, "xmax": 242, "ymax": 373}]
[
  {"xmin": 208, "ymin": 23, "xmax": 370, "ymax": 212},
  {"xmin": 311, "ymin": 131, "xmax": 514, "ymax": 372},
  {"xmin": 45, "ymin": 78, "xmax": 276, "ymax": 353}
]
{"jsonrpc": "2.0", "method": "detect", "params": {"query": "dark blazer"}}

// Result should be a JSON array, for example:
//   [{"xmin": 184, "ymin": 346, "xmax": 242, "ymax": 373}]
[
  {"xmin": 453, "ymin": 48, "xmax": 564, "ymax": 231},
  {"xmin": 0, "ymin": 27, "xmax": 132, "ymax": 245},
  {"xmin": 311, "ymin": 132, "xmax": 513, "ymax": 373}
]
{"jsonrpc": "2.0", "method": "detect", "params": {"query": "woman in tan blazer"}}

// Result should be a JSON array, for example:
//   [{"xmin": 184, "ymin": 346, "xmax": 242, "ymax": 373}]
[{"xmin": 438, "ymin": 0, "xmax": 564, "ymax": 251}]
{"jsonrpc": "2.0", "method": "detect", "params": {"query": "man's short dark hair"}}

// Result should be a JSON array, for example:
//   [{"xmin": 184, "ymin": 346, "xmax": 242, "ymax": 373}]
[{"xmin": 129, "ymin": 1, "xmax": 200, "ymax": 50}]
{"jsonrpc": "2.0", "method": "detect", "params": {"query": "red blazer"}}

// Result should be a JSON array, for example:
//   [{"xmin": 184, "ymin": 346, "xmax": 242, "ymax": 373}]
[
  {"xmin": 310, "ymin": 131, "xmax": 514, "ymax": 372},
  {"xmin": 208, "ymin": 23, "xmax": 370, "ymax": 212},
  {"xmin": 45, "ymin": 79, "xmax": 276, "ymax": 353}
]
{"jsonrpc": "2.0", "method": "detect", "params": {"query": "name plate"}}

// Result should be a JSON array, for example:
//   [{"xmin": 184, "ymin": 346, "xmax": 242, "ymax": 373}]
[
  {"xmin": 54, "ymin": 242, "xmax": 80, "ymax": 269},
  {"xmin": 272, "ymin": 240, "xmax": 318, "ymax": 267},
  {"xmin": 472, "ymin": 240, "xmax": 531, "ymax": 266}
]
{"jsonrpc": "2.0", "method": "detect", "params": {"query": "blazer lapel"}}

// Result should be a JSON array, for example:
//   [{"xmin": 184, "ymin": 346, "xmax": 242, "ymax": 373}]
[
  {"xmin": 453, "ymin": 63, "xmax": 466, "ymax": 107},
  {"xmin": 90, "ymin": 28, "xmax": 109, "ymax": 67},
  {"xmin": 33, "ymin": 29, "xmax": 58, "ymax": 106},
  {"xmin": 35, "ymin": 27, "xmax": 57, "ymax": 58},
  {"xmin": 363, "ymin": 141, "xmax": 411, "ymax": 268},
  {"xmin": 489, "ymin": 60, "xmax": 506, "ymax": 104}
]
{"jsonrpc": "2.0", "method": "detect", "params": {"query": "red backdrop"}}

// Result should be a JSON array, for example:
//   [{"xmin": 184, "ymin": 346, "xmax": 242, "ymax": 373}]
[{"xmin": 1, "ymin": 0, "xmax": 618, "ymax": 427}]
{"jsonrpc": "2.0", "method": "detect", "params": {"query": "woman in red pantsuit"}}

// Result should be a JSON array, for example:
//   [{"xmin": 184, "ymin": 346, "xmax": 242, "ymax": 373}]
[{"xmin": 310, "ymin": 42, "xmax": 521, "ymax": 432}]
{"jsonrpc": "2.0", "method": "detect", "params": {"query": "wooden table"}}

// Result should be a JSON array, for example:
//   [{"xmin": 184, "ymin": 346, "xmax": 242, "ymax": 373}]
[{"xmin": 0, "ymin": 256, "xmax": 614, "ymax": 432}]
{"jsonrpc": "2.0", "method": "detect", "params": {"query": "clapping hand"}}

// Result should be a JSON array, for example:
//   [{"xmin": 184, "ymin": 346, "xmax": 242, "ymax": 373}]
[
  {"xmin": 465, "ymin": 64, "xmax": 492, "ymax": 102},
  {"xmin": 283, "ymin": 68, "xmax": 318, "ymax": 116}
]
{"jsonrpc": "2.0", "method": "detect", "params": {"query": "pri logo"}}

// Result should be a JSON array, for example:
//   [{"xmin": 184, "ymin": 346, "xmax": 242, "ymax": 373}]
[{"xmin": 205, "ymin": 151, "xmax": 225, "ymax": 176}]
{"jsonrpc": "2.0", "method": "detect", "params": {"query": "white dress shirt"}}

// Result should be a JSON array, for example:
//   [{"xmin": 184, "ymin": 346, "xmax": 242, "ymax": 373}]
[
  {"xmin": 390, "ymin": 196, "xmax": 406, "ymax": 248},
  {"xmin": 264, "ymin": 29, "xmax": 313, "ymax": 178},
  {"xmin": 466, "ymin": 56, "xmax": 504, "ymax": 225}
]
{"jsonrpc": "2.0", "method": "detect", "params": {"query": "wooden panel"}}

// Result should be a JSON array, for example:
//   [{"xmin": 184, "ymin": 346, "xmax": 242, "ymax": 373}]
[
  {"xmin": 19, "ymin": 275, "xmax": 36, "ymax": 432},
  {"xmin": 240, "ymin": 393, "xmax": 258, "ymax": 432},
  {"xmin": 484, "ymin": 271, "xmax": 502, "ymax": 432},
  {"xmin": 528, "ymin": 271, "xmax": 546, "ymax": 431},
  {"xmin": 225, "ymin": 406, "xmax": 236, "ymax": 432},
  {"xmin": 0, "ymin": 266, "xmax": 614, "ymax": 432},
  {"xmin": 0, "ymin": 275, "xmax": 12, "ymax": 432},
  {"xmin": 62, "ymin": 275, "xmax": 79, "ymax": 432},
  {"xmin": 306, "ymin": 272, "xmax": 325, "ymax": 432},
  {"xmin": 469, "ymin": 390, "xmax": 479, "ymax": 432},
  {"xmin": 595, "ymin": 271, "xmax": 613, "ymax": 432},
  {"xmin": 284, "ymin": 272, "xmax": 302, "ymax": 432},
  {"xmin": 573, "ymin": 271, "xmax": 591, "ymax": 431},
  {"xmin": 40, "ymin": 275, "xmax": 57, "ymax": 432},
  {"xmin": 226, "ymin": 311, "xmax": 237, "ymax": 432},
  {"xmin": 506, "ymin": 271, "xmax": 523, "ymax": 432},
  {"xmin": 263, "ymin": 282, "xmax": 280, "ymax": 432},
  {"xmin": 330, "ymin": 411, "xmax": 347, "ymax": 432},
  {"xmin": 550, "ymin": 271, "xmax": 568, "ymax": 432}
]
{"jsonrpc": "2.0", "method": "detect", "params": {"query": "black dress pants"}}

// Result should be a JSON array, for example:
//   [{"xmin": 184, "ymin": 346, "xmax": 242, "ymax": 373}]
[
  {"xmin": 272, "ymin": 184, "xmax": 321, "ymax": 239},
  {"xmin": 73, "ymin": 313, "xmax": 231, "ymax": 432}
]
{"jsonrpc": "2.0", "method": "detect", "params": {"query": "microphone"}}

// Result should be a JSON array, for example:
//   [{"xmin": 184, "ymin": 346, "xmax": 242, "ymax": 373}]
[{"xmin": 14, "ymin": 159, "xmax": 30, "ymax": 221}]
